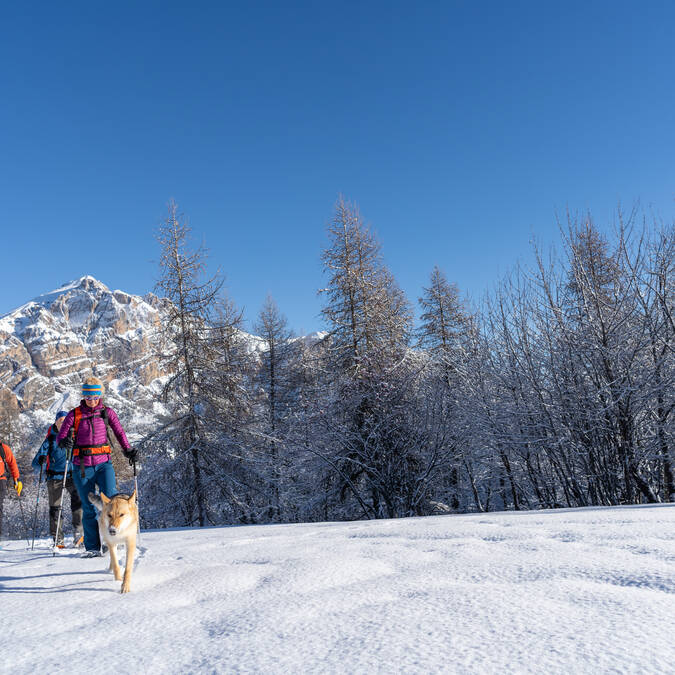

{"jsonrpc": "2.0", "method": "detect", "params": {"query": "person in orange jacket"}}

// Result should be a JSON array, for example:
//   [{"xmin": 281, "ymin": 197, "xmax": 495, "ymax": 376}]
[{"xmin": 0, "ymin": 441, "xmax": 22, "ymax": 537}]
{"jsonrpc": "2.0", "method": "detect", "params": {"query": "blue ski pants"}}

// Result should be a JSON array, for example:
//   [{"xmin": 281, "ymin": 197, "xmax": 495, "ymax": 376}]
[{"xmin": 72, "ymin": 461, "xmax": 117, "ymax": 552}]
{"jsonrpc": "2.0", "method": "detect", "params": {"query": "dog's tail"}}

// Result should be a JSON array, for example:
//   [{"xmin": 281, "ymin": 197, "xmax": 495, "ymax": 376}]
[{"xmin": 88, "ymin": 492, "xmax": 103, "ymax": 510}]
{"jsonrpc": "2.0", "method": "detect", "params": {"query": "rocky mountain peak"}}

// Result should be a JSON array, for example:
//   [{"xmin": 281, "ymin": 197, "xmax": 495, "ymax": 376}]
[
  {"xmin": 0, "ymin": 277, "xmax": 317, "ymax": 452},
  {"xmin": 0, "ymin": 276, "xmax": 170, "ymax": 440}
]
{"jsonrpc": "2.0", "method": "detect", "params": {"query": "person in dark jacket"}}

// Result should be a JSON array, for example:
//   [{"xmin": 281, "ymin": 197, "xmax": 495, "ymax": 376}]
[
  {"xmin": 57, "ymin": 377, "xmax": 137, "ymax": 558},
  {"xmin": 32, "ymin": 410, "xmax": 83, "ymax": 547}
]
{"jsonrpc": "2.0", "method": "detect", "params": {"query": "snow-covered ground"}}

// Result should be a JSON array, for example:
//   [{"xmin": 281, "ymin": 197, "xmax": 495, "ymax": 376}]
[{"xmin": 3, "ymin": 504, "xmax": 674, "ymax": 674}]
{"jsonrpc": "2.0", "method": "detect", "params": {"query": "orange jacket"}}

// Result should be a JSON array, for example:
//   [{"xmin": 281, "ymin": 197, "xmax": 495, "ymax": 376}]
[{"xmin": 0, "ymin": 443, "xmax": 20, "ymax": 482}]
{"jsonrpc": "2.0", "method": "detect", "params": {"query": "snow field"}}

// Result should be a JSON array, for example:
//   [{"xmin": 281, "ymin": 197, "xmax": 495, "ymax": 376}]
[{"xmin": 2, "ymin": 504, "xmax": 674, "ymax": 674}]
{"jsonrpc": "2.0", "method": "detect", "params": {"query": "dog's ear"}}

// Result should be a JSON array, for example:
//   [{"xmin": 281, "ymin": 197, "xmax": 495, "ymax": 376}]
[
  {"xmin": 100, "ymin": 492, "xmax": 111, "ymax": 504},
  {"xmin": 128, "ymin": 489, "xmax": 137, "ymax": 504},
  {"xmin": 88, "ymin": 493, "xmax": 104, "ymax": 513}
]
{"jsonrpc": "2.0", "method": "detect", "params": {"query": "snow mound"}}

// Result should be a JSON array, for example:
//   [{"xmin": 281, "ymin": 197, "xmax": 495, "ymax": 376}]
[{"xmin": 3, "ymin": 504, "xmax": 674, "ymax": 674}]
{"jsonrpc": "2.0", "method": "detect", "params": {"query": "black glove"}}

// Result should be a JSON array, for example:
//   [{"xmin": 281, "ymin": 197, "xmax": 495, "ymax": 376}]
[
  {"xmin": 59, "ymin": 435, "xmax": 74, "ymax": 452},
  {"xmin": 123, "ymin": 448, "xmax": 138, "ymax": 464},
  {"xmin": 59, "ymin": 435, "xmax": 74, "ymax": 461},
  {"xmin": 38, "ymin": 454, "xmax": 46, "ymax": 466}
]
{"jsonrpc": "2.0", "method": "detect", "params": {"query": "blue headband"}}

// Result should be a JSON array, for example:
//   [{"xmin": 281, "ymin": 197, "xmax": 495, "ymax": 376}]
[{"xmin": 82, "ymin": 384, "xmax": 102, "ymax": 397}]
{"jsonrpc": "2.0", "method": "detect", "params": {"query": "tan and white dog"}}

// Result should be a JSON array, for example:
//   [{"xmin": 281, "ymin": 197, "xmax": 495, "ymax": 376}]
[{"xmin": 88, "ymin": 490, "xmax": 138, "ymax": 594}]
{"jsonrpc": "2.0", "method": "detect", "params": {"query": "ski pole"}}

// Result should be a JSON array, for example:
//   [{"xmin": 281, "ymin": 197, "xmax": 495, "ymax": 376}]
[
  {"xmin": 133, "ymin": 457, "xmax": 141, "ymax": 540},
  {"xmin": 31, "ymin": 464, "xmax": 44, "ymax": 550},
  {"xmin": 53, "ymin": 450, "xmax": 72, "ymax": 556},
  {"xmin": 16, "ymin": 492, "xmax": 31, "ymax": 548}
]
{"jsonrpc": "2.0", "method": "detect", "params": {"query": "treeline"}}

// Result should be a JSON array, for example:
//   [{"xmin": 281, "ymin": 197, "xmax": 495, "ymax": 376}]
[{"xmin": 139, "ymin": 199, "xmax": 675, "ymax": 528}]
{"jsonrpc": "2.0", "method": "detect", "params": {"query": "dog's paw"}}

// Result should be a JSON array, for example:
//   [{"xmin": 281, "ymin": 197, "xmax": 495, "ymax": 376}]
[{"xmin": 120, "ymin": 582, "xmax": 131, "ymax": 594}]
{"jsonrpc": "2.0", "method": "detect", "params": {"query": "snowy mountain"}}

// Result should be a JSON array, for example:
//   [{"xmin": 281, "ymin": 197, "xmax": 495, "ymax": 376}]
[
  {"xmin": 4, "ymin": 503, "xmax": 674, "ymax": 674},
  {"xmin": 0, "ymin": 276, "xmax": 176, "ymax": 447},
  {"xmin": 0, "ymin": 276, "xmax": 321, "ymax": 452}
]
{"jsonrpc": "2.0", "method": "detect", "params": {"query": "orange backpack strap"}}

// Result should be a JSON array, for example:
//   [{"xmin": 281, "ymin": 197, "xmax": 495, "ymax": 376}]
[
  {"xmin": 73, "ymin": 408, "xmax": 82, "ymax": 436},
  {"xmin": 72, "ymin": 406, "xmax": 107, "ymax": 440}
]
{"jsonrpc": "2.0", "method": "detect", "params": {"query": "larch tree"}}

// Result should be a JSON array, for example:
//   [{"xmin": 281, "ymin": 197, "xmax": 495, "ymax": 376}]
[
  {"xmin": 318, "ymin": 197, "xmax": 426, "ymax": 518},
  {"xmin": 320, "ymin": 196, "xmax": 412, "ymax": 373},
  {"xmin": 418, "ymin": 265, "xmax": 469, "ymax": 377},
  {"xmin": 152, "ymin": 200, "xmax": 224, "ymax": 527},
  {"xmin": 417, "ymin": 265, "xmax": 470, "ymax": 509},
  {"xmin": 253, "ymin": 295, "xmax": 296, "ymax": 520}
]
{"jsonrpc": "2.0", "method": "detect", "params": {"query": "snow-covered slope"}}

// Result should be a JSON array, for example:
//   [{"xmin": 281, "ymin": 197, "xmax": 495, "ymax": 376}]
[{"xmin": 3, "ymin": 504, "xmax": 674, "ymax": 674}]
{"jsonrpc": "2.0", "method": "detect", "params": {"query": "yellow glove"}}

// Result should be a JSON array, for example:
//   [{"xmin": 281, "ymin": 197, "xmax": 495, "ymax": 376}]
[{"xmin": 14, "ymin": 480, "xmax": 22, "ymax": 497}]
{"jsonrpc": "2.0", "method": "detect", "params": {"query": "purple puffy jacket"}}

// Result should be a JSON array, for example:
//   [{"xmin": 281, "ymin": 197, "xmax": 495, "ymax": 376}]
[{"xmin": 57, "ymin": 400, "xmax": 131, "ymax": 467}]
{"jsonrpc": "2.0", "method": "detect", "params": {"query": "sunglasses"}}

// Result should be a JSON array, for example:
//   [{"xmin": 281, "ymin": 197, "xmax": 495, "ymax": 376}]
[{"xmin": 84, "ymin": 395, "xmax": 100, "ymax": 401}]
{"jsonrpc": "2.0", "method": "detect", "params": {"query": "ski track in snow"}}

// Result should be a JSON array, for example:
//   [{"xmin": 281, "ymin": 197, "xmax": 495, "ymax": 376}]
[{"xmin": 2, "ymin": 504, "xmax": 674, "ymax": 675}]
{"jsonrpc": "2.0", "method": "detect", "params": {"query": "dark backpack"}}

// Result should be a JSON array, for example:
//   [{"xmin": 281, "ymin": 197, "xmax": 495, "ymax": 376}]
[{"xmin": 0, "ymin": 442, "xmax": 9, "ymax": 479}]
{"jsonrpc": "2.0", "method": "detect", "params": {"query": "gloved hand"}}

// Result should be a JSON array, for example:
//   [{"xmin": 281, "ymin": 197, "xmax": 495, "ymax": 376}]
[
  {"xmin": 123, "ymin": 448, "xmax": 138, "ymax": 464},
  {"xmin": 14, "ymin": 480, "xmax": 23, "ymax": 497},
  {"xmin": 37, "ymin": 454, "xmax": 46, "ymax": 466},
  {"xmin": 59, "ymin": 435, "xmax": 74, "ymax": 452},
  {"xmin": 59, "ymin": 434, "xmax": 74, "ymax": 461}
]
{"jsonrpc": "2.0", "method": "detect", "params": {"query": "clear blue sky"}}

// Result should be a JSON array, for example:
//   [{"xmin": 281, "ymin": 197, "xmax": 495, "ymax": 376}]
[{"xmin": 2, "ymin": 1, "xmax": 674, "ymax": 334}]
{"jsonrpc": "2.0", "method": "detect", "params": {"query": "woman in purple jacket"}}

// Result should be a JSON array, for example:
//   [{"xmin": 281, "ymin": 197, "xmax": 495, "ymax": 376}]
[{"xmin": 58, "ymin": 377, "xmax": 137, "ymax": 557}]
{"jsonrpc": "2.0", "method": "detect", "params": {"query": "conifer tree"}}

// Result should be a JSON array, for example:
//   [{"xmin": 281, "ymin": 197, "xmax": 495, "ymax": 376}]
[
  {"xmin": 418, "ymin": 266, "xmax": 470, "ymax": 509},
  {"xmin": 320, "ymin": 196, "xmax": 412, "ymax": 371},
  {"xmin": 153, "ymin": 200, "xmax": 224, "ymax": 527},
  {"xmin": 418, "ymin": 266, "xmax": 468, "ymax": 374},
  {"xmin": 318, "ymin": 197, "xmax": 420, "ymax": 518},
  {"xmin": 253, "ymin": 295, "xmax": 295, "ymax": 520}
]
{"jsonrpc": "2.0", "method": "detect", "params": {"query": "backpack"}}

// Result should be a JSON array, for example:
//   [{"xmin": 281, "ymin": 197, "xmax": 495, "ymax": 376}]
[
  {"xmin": 44, "ymin": 426, "xmax": 54, "ymax": 474},
  {"xmin": 70, "ymin": 406, "xmax": 131, "ymax": 480},
  {"xmin": 71, "ymin": 407, "xmax": 115, "ymax": 450},
  {"xmin": 0, "ymin": 442, "xmax": 16, "ymax": 482},
  {"xmin": 0, "ymin": 442, "xmax": 7, "ymax": 479}
]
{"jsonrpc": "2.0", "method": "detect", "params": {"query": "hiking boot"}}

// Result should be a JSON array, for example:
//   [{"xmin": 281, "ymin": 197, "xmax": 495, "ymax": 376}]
[{"xmin": 80, "ymin": 549, "xmax": 102, "ymax": 558}]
